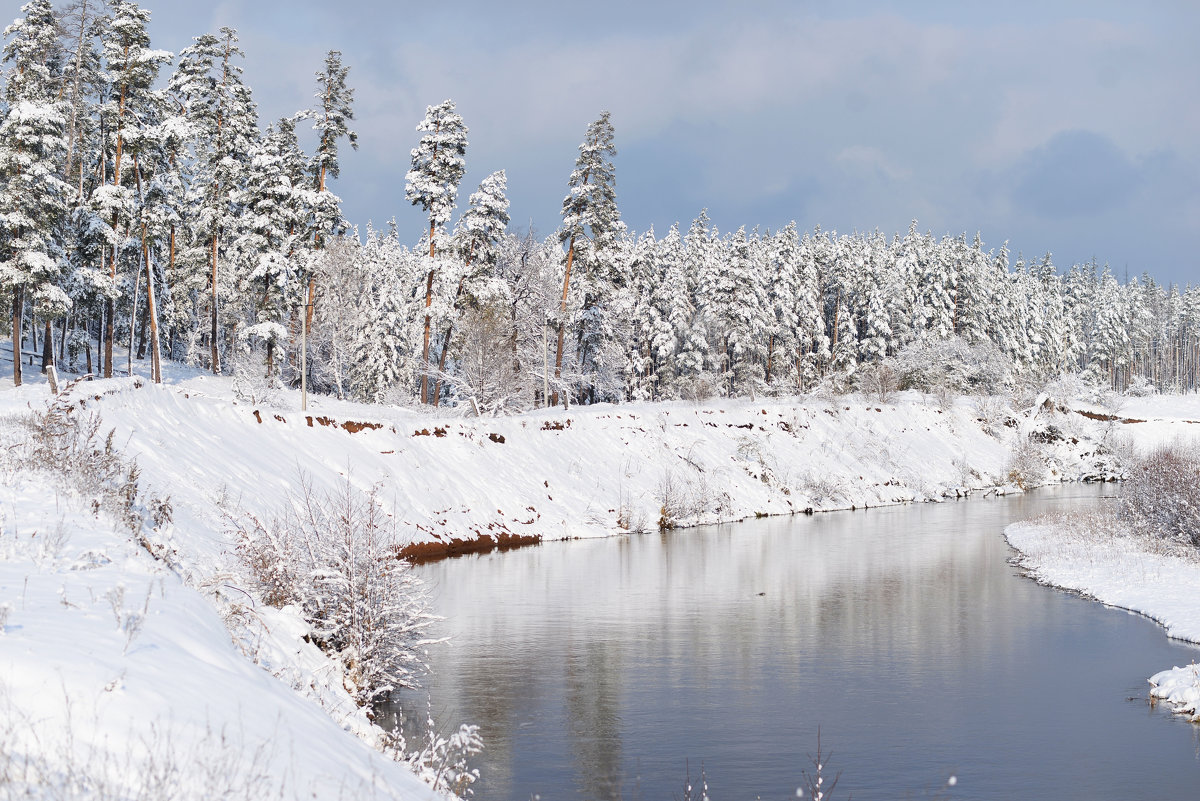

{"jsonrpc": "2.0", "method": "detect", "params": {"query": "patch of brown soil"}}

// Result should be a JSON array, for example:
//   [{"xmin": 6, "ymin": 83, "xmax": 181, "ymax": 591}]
[
  {"xmin": 1074, "ymin": 409, "xmax": 1146, "ymax": 424},
  {"xmin": 398, "ymin": 530, "xmax": 542, "ymax": 564}
]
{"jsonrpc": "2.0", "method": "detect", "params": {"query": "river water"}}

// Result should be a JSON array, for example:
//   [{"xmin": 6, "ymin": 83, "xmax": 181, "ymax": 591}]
[{"xmin": 391, "ymin": 486, "xmax": 1200, "ymax": 800}]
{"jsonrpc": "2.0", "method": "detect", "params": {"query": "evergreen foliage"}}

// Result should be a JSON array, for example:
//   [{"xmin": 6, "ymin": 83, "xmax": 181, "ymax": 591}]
[{"xmin": 0, "ymin": 1, "xmax": 1196, "ymax": 406}]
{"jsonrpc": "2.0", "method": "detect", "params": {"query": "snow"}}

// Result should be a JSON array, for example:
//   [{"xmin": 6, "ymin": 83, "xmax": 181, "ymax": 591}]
[
  {"xmin": 4, "ymin": 355, "xmax": 1200, "ymax": 795},
  {"xmin": 0, "ymin": 473, "xmax": 438, "ymax": 800}
]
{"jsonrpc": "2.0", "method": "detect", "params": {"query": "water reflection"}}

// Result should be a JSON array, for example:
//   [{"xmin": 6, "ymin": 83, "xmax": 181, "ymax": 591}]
[{"xmin": 392, "ymin": 487, "xmax": 1200, "ymax": 800}]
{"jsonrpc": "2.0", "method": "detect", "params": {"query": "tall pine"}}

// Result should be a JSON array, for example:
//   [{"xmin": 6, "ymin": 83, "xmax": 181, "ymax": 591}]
[{"xmin": 405, "ymin": 99, "xmax": 467, "ymax": 403}]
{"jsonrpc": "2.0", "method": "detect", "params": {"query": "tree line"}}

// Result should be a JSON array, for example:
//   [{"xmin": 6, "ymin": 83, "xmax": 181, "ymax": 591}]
[{"xmin": 2, "ymin": 0, "xmax": 1197, "ymax": 409}]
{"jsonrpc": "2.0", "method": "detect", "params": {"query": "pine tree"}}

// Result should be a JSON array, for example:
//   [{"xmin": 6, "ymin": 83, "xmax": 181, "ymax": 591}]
[
  {"xmin": 429, "ymin": 170, "xmax": 509, "ymax": 405},
  {"xmin": 234, "ymin": 117, "xmax": 307, "ymax": 375},
  {"xmin": 553, "ymin": 111, "xmax": 619, "ymax": 406},
  {"xmin": 58, "ymin": 0, "xmax": 103, "ymax": 202},
  {"xmin": 655, "ymin": 223, "xmax": 692, "ymax": 395},
  {"xmin": 98, "ymin": 0, "xmax": 170, "ymax": 376},
  {"xmin": 405, "ymin": 99, "xmax": 467, "ymax": 403},
  {"xmin": 0, "ymin": 0, "xmax": 72, "ymax": 386},
  {"xmin": 792, "ymin": 231, "xmax": 829, "ymax": 390},
  {"xmin": 172, "ymin": 27, "xmax": 257, "ymax": 374},
  {"xmin": 301, "ymin": 50, "xmax": 357, "ymax": 351}
]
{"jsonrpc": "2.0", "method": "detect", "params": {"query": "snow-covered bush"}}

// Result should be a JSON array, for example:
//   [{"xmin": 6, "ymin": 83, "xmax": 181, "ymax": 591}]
[
  {"xmin": 5, "ymin": 380, "xmax": 154, "ymax": 534},
  {"xmin": 399, "ymin": 716, "xmax": 484, "ymax": 799},
  {"xmin": 856, "ymin": 362, "xmax": 898, "ymax": 402},
  {"xmin": 231, "ymin": 348, "xmax": 283, "ymax": 407},
  {"xmin": 231, "ymin": 477, "xmax": 437, "ymax": 707},
  {"xmin": 972, "ymin": 395, "xmax": 1014, "ymax": 438},
  {"xmin": 1119, "ymin": 443, "xmax": 1200, "ymax": 548},
  {"xmin": 889, "ymin": 335, "xmax": 1011, "ymax": 394},
  {"xmin": 1041, "ymin": 372, "xmax": 1103, "ymax": 404},
  {"xmin": 1005, "ymin": 437, "xmax": 1045, "ymax": 490},
  {"xmin": 1126, "ymin": 375, "xmax": 1158, "ymax": 397}
]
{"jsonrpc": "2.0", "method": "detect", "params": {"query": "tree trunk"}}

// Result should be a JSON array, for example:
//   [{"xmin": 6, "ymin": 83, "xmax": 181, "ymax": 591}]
[
  {"xmin": 41, "ymin": 319, "xmax": 54, "ymax": 373},
  {"xmin": 210, "ymin": 233, "xmax": 220, "ymax": 374},
  {"xmin": 431, "ymin": 259, "xmax": 473, "ymax": 408},
  {"xmin": 420, "ymin": 261, "xmax": 434, "ymax": 404},
  {"xmin": 551, "ymin": 236, "xmax": 577, "ymax": 407},
  {"xmin": 128, "ymin": 262, "xmax": 139, "ymax": 377},
  {"xmin": 134, "ymin": 156, "xmax": 162, "ymax": 382},
  {"xmin": 432, "ymin": 325, "xmax": 451, "ymax": 407},
  {"xmin": 104, "ymin": 295, "xmax": 114, "ymax": 378},
  {"xmin": 11, "ymin": 288, "xmax": 23, "ymax": 387},
  {"xmin": 420, "ymin": 215, "xmax": 438, "ymax": 405},
  {"xmin": 136, "ymin": 295, "xmax": 148, "ymax": 359},
  {"xmin": 765, "ymin": 333, "xmax": 775, "ymax": 382},
  {"xmin": 143, "ymin": 233, "xmax": 162, "ymax": 383}
]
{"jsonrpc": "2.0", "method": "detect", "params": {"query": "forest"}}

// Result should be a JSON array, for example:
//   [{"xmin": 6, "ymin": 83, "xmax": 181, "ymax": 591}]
[{"xmin": 3, "ymin": 0, "xmax": 1198, "ymax": 412}]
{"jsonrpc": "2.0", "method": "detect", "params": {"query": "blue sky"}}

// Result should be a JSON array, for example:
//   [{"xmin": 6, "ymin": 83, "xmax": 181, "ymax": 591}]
[{"xmin": 121, "ymin": 1, "xmax": 1200, "ymax": 286}]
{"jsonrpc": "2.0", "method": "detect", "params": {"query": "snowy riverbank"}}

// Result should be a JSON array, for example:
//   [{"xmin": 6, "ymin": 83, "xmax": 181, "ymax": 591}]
[
  {"xmin": 28, "ymin": 372, "xmax": 1200, "ymax": 562},
  {"xmin": 1005, "ymin": 509, "xmax": 1200, "ymax": 722},
  {"xmin": 3, "ymin": 366, "xmax": 1200, "ymax": 798}
]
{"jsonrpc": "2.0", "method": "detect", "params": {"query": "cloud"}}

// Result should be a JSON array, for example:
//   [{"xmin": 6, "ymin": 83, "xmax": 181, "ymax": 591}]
[
  {"xmin": 1012, "ymin": 130, "xmax": 1140, "ymax": 219},
  {"xmin": 134, "ymin": 1, "xmax": 1200, "ymax": 287},
  {"xmin": 835, "ymin": 146, "xmax": 912, "ymax": 183}
]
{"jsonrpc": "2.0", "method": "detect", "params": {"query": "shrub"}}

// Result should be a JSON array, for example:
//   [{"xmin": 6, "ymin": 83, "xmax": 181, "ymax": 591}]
[
  {"xmin": 1005, "ymin": 437, "xmax": 1045, "ymax": 490},
  {"xmin": 1119, "ymin": 443, "xmax": 1200, "ymax": 547},
  {"xmin": 6, "ymin": 379, "xmax": 166, "ymax": 537},
  {"xmin": 856, "ymin": 363, "xmax": 898, "ymax": 403},
  {"xmin": 889, "ymin": 335, "xmax": 1011, "ymax": 395},
  {"xmin": 231, "ymin": 477, "xmax": 436, "ymax": 707}
]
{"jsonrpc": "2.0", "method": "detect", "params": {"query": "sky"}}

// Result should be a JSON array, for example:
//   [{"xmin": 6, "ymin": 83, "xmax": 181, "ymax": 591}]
[{"xmin": 30, "ymin": 0, "xmax": 1200, "ymax": 286}]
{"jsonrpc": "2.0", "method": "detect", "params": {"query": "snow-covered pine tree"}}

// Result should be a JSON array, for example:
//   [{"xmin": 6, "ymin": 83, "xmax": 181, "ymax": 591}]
[
  {"xmin": 57, "ymin": 0, "xmax": 103, "ymax": 202},
  {"xmin": 430, "ymin": 169, "xmax": 510, "ymax": 405},
  {"xmin": 308, "ymin": 51, "xmax": 356, "ymax": 214},
  {"xmin": 405, "ymin": 99, "xmax": 467, "ymax": 404},
  {"xmin": 654, "ymin": 223, "xmax": 694, "ymax": 396},
  {"xmin": 171, "ymin": 27, "xmax": 257, "ymax": 374},
  {"xmin": 761, "ymin": 223, "xmax": 800, "ymax": 389},
  {"xmin": 0, "ymin": 0, "xmax": 73, "ymax": 386},
  {"xmin": 97, "ymin": 0, "xmax": 170, "ymax": 376},
  {"xmin": 301, "ymin": 50, "xmax": 357, "ymax": 348},
  {"xmin": 552, "ymin": 110, "xmax": 619, "ymax": 406},
  {"xmin": 621, "ymin": 228, "xmax": 664, "ymax": 400},
  {"xmin": 921, "ymin": 234, "xmax": 958, "ymax": 340},
  {"xmin": 1091, "ymin": 266, "xmax": 1132, "ymax": 388},
  {"xmin": 455, "ymin": 170, "xmax": 510, "ymax": 271},
  {"xmin": 127, "ymin": 96, "xmax": 175, "ymax": 383},
  {"xmin": 792, "ymin": 230, "xmax": 829, "ymax": 391},
  {"xmin": 231, "ymin": 118, "xmax": 308, "ymax": 376},
  {"xmin": 702, "ymin": 227, "xmax": 769, "ymax": 395}
]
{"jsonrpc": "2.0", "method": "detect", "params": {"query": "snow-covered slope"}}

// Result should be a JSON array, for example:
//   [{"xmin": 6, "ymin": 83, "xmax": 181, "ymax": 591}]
[
  {"xmin": 78, "ymin": 380, "xmax": 1020, "ymax": 562},
  {"xmin": 0, "ymin": 472, "xmax": 437, "ymax": 800}
]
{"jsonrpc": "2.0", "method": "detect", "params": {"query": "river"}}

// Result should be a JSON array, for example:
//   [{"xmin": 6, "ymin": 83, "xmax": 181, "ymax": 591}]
[{"xmin": 389, "ymin": 485, "xmax": 1200, "ymax": 800}]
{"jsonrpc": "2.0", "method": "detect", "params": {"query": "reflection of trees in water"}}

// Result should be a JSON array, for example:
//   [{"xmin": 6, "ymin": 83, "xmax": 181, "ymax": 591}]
[
  {"xmin": 407, "ymin": 488, "xmax": 1105, "ymax": 799},
  {"xmin": 565, "ymin": 638, "xmax": 624, "ymax": 801}
]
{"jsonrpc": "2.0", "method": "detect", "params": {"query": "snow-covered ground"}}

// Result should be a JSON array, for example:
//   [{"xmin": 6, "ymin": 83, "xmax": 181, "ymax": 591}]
[{"xmin": 4, "ymin": 356, "xmax": 1200, "ymax": 797}]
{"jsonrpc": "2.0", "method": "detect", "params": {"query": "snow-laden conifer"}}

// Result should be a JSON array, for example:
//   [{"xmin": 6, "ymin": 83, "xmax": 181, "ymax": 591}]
[
  {"xmin": 171, "ymin": 28, "xmax": 257, "ymax": 375},
  {"xmin": 0, "ymin": 0, "xmax": 73, "ymax": 386},
  {"xmin": 405, "ymin": 99, "xmax": 467, "ymax": 404},
  {"xmin": 552, "ymin": 111, "xmax": 619, "ymax": 406}
]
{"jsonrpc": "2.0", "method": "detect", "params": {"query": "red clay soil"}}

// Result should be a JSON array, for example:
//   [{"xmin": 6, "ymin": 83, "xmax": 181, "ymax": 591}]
[
  {"xmin": 250, "ymin": 410, "xmax": 395, "ymax": 434},
  {"xmin": 398, "ymin": 531, "xmax": 542, "ymax": 564},
  {"xmin": 1074, "ymin": 409, "xmax": 1147, "ymax": 424}
]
